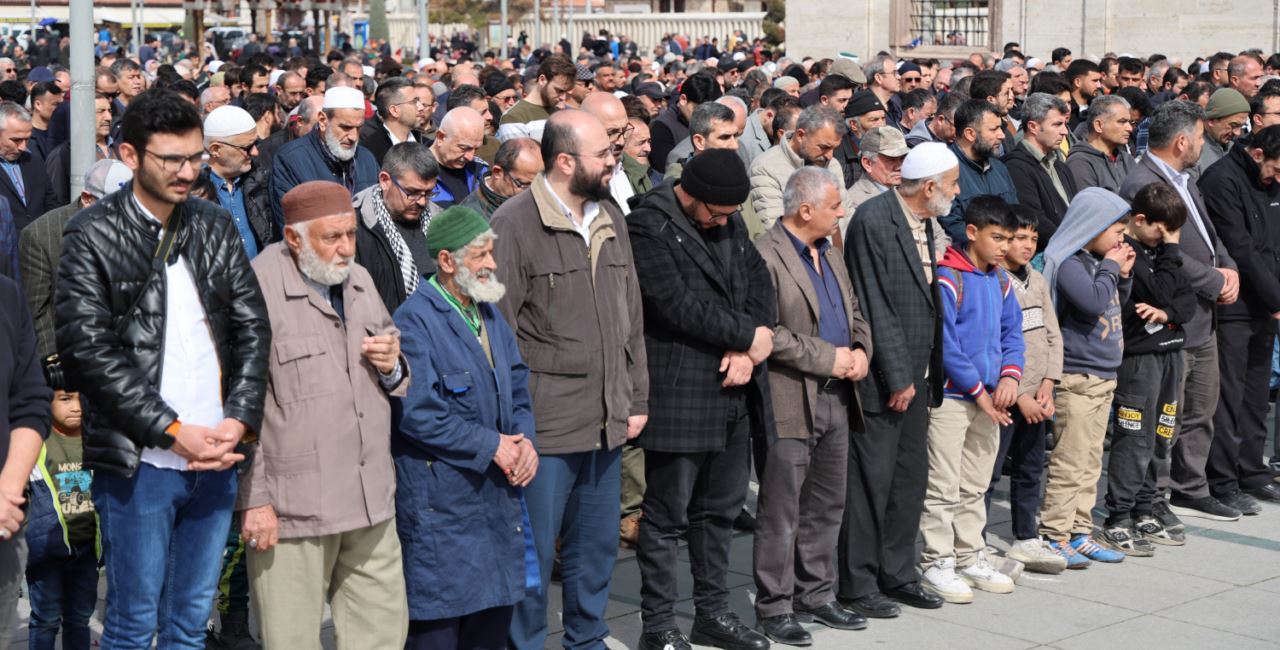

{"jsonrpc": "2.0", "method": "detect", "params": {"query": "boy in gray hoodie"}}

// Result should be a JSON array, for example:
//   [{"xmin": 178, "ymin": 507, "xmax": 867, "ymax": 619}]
[{"xmin": 1038, "ymin": 187, "xmax": 1135, "ymax": 568}]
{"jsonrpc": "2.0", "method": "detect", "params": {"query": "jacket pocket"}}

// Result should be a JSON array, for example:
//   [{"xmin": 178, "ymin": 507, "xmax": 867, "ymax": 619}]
[
  {"xmin": 266, "ymin": 451, "xmax": 321, "ymax": 521},
  {"xmin": 441, "ymin": 370, "xmax": 480, "ymax": 417},
  {"xmin": 273, "ymin": 336, "xmax": 335, "ymax": 404}
]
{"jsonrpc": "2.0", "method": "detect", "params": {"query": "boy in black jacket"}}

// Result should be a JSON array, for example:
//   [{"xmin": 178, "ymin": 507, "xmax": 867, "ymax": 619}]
[{"xmin": 1101, "ymin": 182, "xmax": 1198, "ymax": 556}]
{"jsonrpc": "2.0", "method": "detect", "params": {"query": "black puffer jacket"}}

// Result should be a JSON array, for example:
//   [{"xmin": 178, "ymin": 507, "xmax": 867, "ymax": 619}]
[{"xmin": 54, "ymin": 182, "xmax": 271, "ymax": 477}]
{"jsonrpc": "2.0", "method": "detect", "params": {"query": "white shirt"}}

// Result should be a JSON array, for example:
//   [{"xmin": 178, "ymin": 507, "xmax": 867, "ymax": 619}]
[
  {"xmin": 542, "ymin": 176, "xmax": 600, "ymax": 245},
  {"xmin": 133, "ymin": 195, "xmax": 225, "ymax": 471},
  {"xmin": 1148, "ymin": 153, "xmax": 1216, "ymax": 264},
  {"xmin": 608, "ymin": 162, "xmax": 634, "ymax": 216},
  {"xmin": 385, "ymin": 124, "xmax": 416, "ymax": 146}
]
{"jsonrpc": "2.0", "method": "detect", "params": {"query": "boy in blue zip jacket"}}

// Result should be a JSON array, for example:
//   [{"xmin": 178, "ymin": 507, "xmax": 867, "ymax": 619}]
[
  {"xmin": 919, "ymin": 196, "xmax": 1025, "ymax": 605},
  {"xmin": 25, "ymin": 379, "xmax": 98, "ymax": 650}
]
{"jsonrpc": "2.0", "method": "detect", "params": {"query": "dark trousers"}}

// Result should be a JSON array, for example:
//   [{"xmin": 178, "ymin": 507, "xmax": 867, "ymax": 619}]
[
  {"xmin": 1208, "ymin": 318, "xmax": 1275, "ymax": 495},
  {"xmin": 1170, "ymin": 339, "xmax": 1220, "ymax": 500},
  {"xmin": 25, "ymin": 541, "xmax": 98, "ymax": 650},
  {"xmin": 405, "ymin": 605, "xmax": 513, "ymax": 650},
  {"xmin": 1105, "ymin": 351, "xmax": 1184, "ymax": 523},
  {"xmin": 638, "ymin": 398, "xmax": 751, "ymax": 633},
  {"xmin": 753, "ymin": 388, "xmax": 849, "ymax": 618},
  {"xmin": 837, "ymin": 380, "xmax": 930, "ymax": 600},
  {"xmin": 985, "ymin": 407, "xmax": 1048, "ymax": 541}
]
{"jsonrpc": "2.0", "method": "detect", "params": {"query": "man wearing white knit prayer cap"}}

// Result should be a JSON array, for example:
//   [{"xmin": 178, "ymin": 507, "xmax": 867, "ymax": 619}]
[
  {"xmin": 837, "ymin": 141, "xmax": 961, "ymax": 618},
  {"xmin": 203, "ymin": 105, "xmax": 274, "ymax": 258},
  {"xmin": 269, "ymin": 85, "xmax": 379, "ymax": 231}
]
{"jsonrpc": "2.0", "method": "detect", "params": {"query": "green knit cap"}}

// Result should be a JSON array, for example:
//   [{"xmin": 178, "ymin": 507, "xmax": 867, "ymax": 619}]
[{"xmin": 427, "ymin": 206, "xmax": 491, "ymax": 256}]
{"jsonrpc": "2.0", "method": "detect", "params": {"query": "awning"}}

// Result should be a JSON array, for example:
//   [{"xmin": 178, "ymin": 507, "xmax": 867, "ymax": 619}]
[{"xmin": 96, "ymin": 8, "xmax": 189, "ymax": 27}]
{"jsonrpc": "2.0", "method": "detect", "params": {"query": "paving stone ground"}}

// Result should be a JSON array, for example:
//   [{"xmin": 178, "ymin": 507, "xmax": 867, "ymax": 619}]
[{"xmin": 12, "ymin": 443, "xmax": 1280, "ymax": 649}]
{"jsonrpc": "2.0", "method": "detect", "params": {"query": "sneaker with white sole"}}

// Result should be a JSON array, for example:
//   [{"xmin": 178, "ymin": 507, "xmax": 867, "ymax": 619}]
[
  {"xmin": 1047, "ymin": 539, "xmax": 1091, "ymax": 569},
  {"xmin": 922, "ymin": 557, "xmax": 974, "ymax": 604},
  {"xmin": 1006, "ymin": 538, "xmax": 1068, "ymax": 574},
  {"xmin": 985, "ymin": 547, "xmax": 1024, "ymax": 584},
  {"xmin": 1151, "ymin": 500, "xmax": 1185, "ymax": 535},
  {"xmin": 1070, "ymin": 533, "xmax": 1126, "ymax": 563},
  {"xmin": 959, "ymin": 552, "xmax": 1015, "ymax": 594},
  {"xmin": 1099, "ymin": 522, "xmax": 1154, "ymax": 557},
  {"xmin": 1135, "ymin": 513, "xmax": 1185, "ymax": 546}
]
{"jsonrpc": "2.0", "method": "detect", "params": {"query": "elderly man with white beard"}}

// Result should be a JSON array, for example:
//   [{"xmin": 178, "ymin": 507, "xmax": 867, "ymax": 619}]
[
  {"xmin": 242, "ymin": 180, "xmax": 411, "ymax": 648},
  {"xmin": 270, "ymin": 86, "xmax": 380, "ymax": 234},
  {"xmin": 391, "ymin": 205, "xmax": 541, "ymax": 650}
]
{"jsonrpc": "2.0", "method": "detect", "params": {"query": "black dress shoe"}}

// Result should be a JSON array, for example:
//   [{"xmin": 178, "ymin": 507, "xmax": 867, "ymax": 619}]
[
  {"xmin": 640, "ymin": 629, "xmax": 692, "ymax": 650},
  {"xmin": 690, "ymin": 613, "xmax": 771, "ymax": 650},
  {"xmin": 734, "ymin": 509, "xmax": 758, "ymax": 532},
  {"xmin": 1246, "ymin": 483, "xmax": 1280, "ymax": 503},
  {"xmin": 795, "ymin": 601, "xmax": 867, "ymax": 630},
  {"xmin": 885, "ymin": 582, "xmax": 945, "ymax": 609},
  {"xmin": 841, "ymin": 593, "xmax": 900, "ymax": 619},
  {"xmin": 756, "ymin": 614, "xmax": 812, "ymax": 646}
]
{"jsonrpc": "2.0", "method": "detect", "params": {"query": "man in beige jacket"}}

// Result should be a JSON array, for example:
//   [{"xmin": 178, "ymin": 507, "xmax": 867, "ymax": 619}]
[
  {"xmin": 241, "ymin": 180, "xmax": 410, "ymax": 648},
  {"xmin": 748, "ymin": 106, "xmax": 857, "ymax": 234},
  {"xmin": 752, "ymin": 167, "xmax": 873, "ymax": 645}
]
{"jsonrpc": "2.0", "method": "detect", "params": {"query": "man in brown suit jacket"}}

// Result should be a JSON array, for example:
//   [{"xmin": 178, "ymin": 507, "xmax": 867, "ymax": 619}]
[{"xmin": 751, "ymin": 167, "xmax": 874, "ymax": 645}]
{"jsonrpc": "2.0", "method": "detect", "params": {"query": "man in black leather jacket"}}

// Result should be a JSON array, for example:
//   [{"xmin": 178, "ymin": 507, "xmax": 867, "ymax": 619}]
[{"xmin": 53, "ymin": 89, "xmax": 271, "ymax": 648}]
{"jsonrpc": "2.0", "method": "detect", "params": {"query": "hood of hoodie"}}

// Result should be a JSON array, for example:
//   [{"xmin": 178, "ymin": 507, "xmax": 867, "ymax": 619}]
[
  {"xmin": 939, "ymin": 245, "xmax": 980, "ymax": 273},
  {"xmin": 1066, "ymin": 140, "xmax": 1109, "ymax": 161},
  {"xmin": 1041, "ymin": 187, "xmax": 1131, "ymax": 303},
  {"xmin": 632, "ymin": 177, "xmax": 684, "ymax": 218}
]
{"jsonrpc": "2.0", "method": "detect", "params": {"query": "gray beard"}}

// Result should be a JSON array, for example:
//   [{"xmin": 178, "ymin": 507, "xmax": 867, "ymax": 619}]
[
  {"xmin": 455, "ymin": 264, "xmax": 506, "ymax": 303},
  {"xmin": 324, "ymin": 130, "xmax": 357, "ymax": 162},
  {"xmin": 297, "ymin": 241, "xmax": 352, "ymax": 286}
]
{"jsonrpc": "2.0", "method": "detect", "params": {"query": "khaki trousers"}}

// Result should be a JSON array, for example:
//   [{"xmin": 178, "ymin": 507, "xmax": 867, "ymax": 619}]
[
  {"xmin": 248, "ymin": 518, "xmax": 408, "ymax": 650},
  {"xmin": 920, "ymin": 398, "xmax": 999, "ymax": 568},
  {"xmin": 621, "ymin": 443, "xmax": 646, "ymax": 518},
  {"xmin": 1039, "ymin": 373, "xmax": 1117, "ymax": 542}
]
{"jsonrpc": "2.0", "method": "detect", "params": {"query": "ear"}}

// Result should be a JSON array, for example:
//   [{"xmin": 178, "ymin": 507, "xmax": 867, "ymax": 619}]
[
  {"xmin": 283, "ymin": 224, "xmax": 303, "ymax": 253},
  {"xmin": 436, "ymin": 248, "xmax": 456, "ymax": 275},
  {"xmin": 692, "ymin": 133, "xmax": 706, "ymax": 151},
  {"xmin": 965, "ymin": 222, "xmax": 979, "ymax": 242},
  {"xmin": 118, "ymin": 141, "xmax": 141, "ymax": 171}
]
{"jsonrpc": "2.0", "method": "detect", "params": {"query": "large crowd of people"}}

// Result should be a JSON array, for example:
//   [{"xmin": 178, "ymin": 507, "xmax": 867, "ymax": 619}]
[{"xmin": 0, "ymin": 24, "xmax": 1279, "ymax": 650}]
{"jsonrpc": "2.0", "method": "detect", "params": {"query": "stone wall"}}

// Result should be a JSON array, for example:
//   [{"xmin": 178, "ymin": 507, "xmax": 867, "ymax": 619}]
[{"xmin": 788, "ymin": 0, "xmax": 1280, "ymax": 64}]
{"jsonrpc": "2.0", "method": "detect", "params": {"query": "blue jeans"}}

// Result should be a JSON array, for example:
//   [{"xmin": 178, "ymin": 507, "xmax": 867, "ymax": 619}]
[
  {"xmin": 93, "ymin": 464, "xmax": 237, "ymax": 649},
  {"xmin": 26, "ymin": 540, "xmax": 99, "ymax": 650},
  {"xmin": 510, "ymin": 445, "xmax": 621, "ymax": 650}
]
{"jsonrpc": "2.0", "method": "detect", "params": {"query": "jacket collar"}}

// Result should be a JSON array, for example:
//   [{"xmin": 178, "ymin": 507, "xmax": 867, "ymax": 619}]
[
  {"xmin": 275, "ymin": 241, "xmax": 367, "ymax": 321},
  {"xmin": 420, "ymin": 276, "xmax": 498, "ymax": 369},
  {"xmin": 763, "ymin": 221, "xmax": 821, "ymax": 318},
  {"xmin": 529, "ymin": 173, "xmax": 617, "ymax": 279}
]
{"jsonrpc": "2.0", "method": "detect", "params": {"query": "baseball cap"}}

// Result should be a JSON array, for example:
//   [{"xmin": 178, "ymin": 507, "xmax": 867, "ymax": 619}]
[
  {"xmin": 859, "ymin": 126, "xmax": 910, "ymax": 158},
  {"xmin": 83, "ymin": 159, "xmax": 133, "ymax": 199}
]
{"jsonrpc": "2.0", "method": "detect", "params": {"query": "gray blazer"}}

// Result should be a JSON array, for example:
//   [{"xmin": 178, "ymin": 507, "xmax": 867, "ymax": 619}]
[
  {"xmin": 844, "ymin": 190, "xmax": 944, "ymax": 412},
  {"xmin": 1118, "ymin": 154, "xmax": 1236, "ymax": 348},
  {"xmin": 756, "ymin": 222, "xmax": 872, "ymax": 437},
  {"xmin": 739, "ymin": 111, "xmax": 772, "ymax": 169}
]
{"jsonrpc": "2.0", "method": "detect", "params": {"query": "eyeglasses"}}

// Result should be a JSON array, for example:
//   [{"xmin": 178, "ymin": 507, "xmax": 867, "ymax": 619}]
[
  {"xmin": 567, "ymin": 147, "xmax": 614, "ymax": 163},
  {"xmin": 606, "ymin": 123, "xmax": 636, "ymax": 142},
  {"xmin": 509, "ymin": 174, "xmax": 533, "ymax": 191},
  {"xmin": 702, "ymin": 201, "xmax": 736, "ymax": 220},
  {"xmin": 217, "ymin": 139, "xmax": 259, "ymax": 157},
  {"xmin": 393, "ymin": 97, "xmax": 423, "ymax": 110},
  {"xmin": 391, "ymin": 175, "xmax": 434, "ymax": 202},
  {"xmin": 143, "ymin": 149, "xmax": 207, "ymax": 173},
  {"xmin": 101, "ymin": 91, "xmax": 120, "ymax": 100}
]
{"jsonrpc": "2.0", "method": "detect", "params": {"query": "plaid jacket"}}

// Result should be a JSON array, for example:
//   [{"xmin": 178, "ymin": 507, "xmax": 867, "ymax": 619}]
[
  {"xmin": 844, "ymin": 190, "xmax": 944, "ymax": 412},
  {"xmin": 627, "ymin": 181, "xmax": 777, "ymax": 453}
]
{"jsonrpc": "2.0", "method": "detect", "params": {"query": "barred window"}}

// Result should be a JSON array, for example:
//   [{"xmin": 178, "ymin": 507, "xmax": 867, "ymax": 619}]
[{"xmin": 906, "ymin": 0, "xmax": 991, "ymax": 50}]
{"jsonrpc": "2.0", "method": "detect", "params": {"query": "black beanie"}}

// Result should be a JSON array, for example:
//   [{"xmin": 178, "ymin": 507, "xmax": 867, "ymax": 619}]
[{"xmin": 681, "ymin": 149, "xmax": 750, "ymax": 206}]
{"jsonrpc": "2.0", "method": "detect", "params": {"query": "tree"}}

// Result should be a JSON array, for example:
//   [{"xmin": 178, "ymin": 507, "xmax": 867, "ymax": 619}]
[
  {"xmin": 762, "ymin": 0, "xmax": 784, "ymax": 47},
  {"xmin": 370, "ymin": 0, "xmax": 390, "ymax": 43}
]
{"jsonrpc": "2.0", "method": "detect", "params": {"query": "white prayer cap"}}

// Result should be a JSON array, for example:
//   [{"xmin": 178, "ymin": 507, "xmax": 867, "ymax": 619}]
[
  {"xmin": 269, "ymin": 69, "xmax": 285, "ymax": 86},
  {"xmin": 207, "ymin": 60, "xmax": 225, "ymax": 73},
  {"xmin": 1025, "ymin": 57, "xmax": 1044, "ymax": 70},
  {"xmin": 323, "ymin": 86, "xmax": 365, "ymax": 110},
  {"xmin": 900, "ymin": 142, "xmax": 959, "ymax": 180},
  {"xmin": 415, "ymin": 57, "xmax": 435, "ymax": 70},
  {"xmin": 362, "ymin": 65, "xmax": 375, "ymax": 78},
  {"xmin": 203, "ymin": 105, "xmax": 257, "ymax": 139}
]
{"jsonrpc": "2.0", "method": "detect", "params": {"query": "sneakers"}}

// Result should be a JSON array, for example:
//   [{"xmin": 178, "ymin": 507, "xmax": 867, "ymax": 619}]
[
  {"xmin": 984, "ymin": 547, "xmax": 1024, "ymax": 584},
  {"xmin": 1169, "ymin": 495, "xmax": 1243, "ymax": 521},
  {"xmin": 1069, "ymin": 534, "xmax": 1126, "ymax": 563},
  {"xmin": 1136, "ymin": 513, "xmax": 1185, "ymax": 546},
  {"xmin": 1151, "ymin": 500, "xmax": 1185, "ymax": 535},
  {"xmin": 1006, "ymin": 538, "xmax": 1068, "ymax": 574},
  {"xmin": 1219, "ymin": 490, "xmax": 1262, "ymax": 516},
  {"xmin": 1047, "ymin": 539, "xmax": 1091, "ymax": 569},
  {"xmin": 1099, "ymin": 521, "xmax": 1154, "ymax": 557},
  {"xmin": 921, "ymin": 557, "xmax": 974, "ymax": 604},
  {"xmin": 958, "ymin": 552, "xmax": 1015, "ymax": 594}
]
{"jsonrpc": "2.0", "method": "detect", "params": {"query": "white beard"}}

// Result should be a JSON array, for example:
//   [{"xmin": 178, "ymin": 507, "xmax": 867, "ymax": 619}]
[
  {"xmin": 324, "ymin": 129, "xmax": 357, "ymax": 162},
  {"xmin": 297, "ymin": 240, "xmax": 353, "ymax": 286},
  {"xmin": 455, "ymin": 264, "xmax": 506, "ymax": 303}
]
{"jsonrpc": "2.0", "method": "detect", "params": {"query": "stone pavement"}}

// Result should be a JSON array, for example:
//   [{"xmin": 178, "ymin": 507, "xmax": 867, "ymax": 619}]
[{"xmin": 11, "ymin": 469, "xmax": 1280, "ymax": 649}]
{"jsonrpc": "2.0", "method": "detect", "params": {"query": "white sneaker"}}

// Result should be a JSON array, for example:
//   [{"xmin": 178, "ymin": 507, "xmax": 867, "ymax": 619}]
[
  {"xmin": 983, "ymin": 545, "xmax": 1024, "ymax": 583},
  {"xmin": 1006, "ymin": 538, "xmax": 1068, "ymax": 575},
  {"xmin": 959, "ymin": 552, "xmax": 1015, "ymax": 594},
  {"xmin": 922, "ymin": 557, "xmax": 974, "ymax": 604}
]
